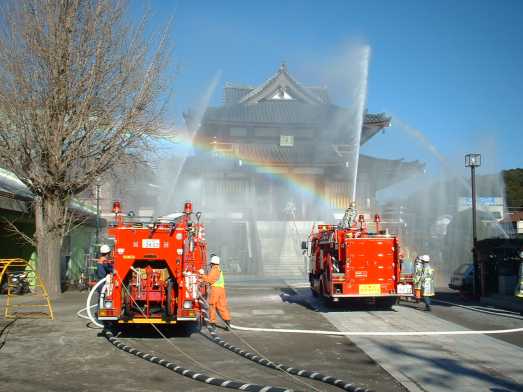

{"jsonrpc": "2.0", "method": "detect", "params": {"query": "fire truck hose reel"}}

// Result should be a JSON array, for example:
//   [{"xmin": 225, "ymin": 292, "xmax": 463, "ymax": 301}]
[
  {"xmin": 205, "ymin": 326, "xmax": 372, "ymax": 392},
  {"xmin": 103, "ymin": 329, "xmax": 295, "ymax": 392}
]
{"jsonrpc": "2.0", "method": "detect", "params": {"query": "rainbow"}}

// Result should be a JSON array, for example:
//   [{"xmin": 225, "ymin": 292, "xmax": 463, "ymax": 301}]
[{"xmin": 167, "ymin": 132, "xmax": 353, "ymax": 209}]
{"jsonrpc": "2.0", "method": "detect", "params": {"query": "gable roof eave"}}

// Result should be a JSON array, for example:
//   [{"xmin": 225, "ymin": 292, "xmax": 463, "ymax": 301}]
[{"xmin": 239, "ymin": 64, "xmax": 325, "ymax": 105}]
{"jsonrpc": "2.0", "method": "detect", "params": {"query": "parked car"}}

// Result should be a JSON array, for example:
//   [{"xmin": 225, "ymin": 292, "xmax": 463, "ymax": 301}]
[{"xmin": 449, "ymin": 263, "xmax": 474, "ymax": 292}]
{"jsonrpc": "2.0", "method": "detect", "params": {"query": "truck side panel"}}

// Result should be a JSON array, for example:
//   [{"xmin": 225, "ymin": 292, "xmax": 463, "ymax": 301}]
[{"xmin": 342, "ymin": 238, "xmax": 398, "ymax": 296}]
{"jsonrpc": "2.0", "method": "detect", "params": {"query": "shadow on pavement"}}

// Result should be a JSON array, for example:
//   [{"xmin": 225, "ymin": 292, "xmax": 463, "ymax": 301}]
[
  {"xmin": 375, "ymin": 340, "xmax": 523, "ymax": 392},
  {"xmin": 279, "ymin": 287, "xmax": 399, "ymax": 313}
]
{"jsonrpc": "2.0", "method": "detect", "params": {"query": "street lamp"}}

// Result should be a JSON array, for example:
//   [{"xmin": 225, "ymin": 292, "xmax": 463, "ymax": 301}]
[
  {"xmin": 465, "ymin": 153, "xmax": 481, "ymax": 297},
  {"xmin": 95, "ymin": 180, "xmax": 101, "ymax": 246}
]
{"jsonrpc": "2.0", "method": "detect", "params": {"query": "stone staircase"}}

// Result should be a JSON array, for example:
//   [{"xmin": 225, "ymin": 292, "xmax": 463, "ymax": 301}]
[{"xmin": 255, "ymin": 221, "xmax": 315, "ymax": 278}]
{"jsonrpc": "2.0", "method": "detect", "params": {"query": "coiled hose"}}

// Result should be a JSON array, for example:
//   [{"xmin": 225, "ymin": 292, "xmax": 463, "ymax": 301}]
[
  {"xmin": 104, "ymin": 329, "xmax": 297, "ymax": 392},
  {"xmin": 205, "ymin": 326, "xmax": 373, "ymax": 392},
  {"xmin": 197, "ymin": 294, "xmax": 372, "ymax": 392}
]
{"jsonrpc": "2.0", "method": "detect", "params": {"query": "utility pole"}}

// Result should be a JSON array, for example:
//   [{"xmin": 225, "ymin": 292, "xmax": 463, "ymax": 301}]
[
  {"xmin": 95, "ymin": 181, "xmax": 101, "ymax": 246},
  {"xmin": 465, "ymin": 153, "xmax": 481, "ymax": 297}
]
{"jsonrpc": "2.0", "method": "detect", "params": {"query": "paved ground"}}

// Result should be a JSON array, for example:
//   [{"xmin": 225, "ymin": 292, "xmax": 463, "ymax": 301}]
[
  {"xmin": 2, "ymin": 284, "xmax": 522, "ymax": 392},
  {"xmin": 285, "ymin": 286, "xmax": 523, "ymax": 392},
  {"xmin": 428, "ymin": 291, "xmax": 523, "ymax": 348},
  {"xmin": 0, "ymin": 286, "xmax": 405, "ymax": 392}
]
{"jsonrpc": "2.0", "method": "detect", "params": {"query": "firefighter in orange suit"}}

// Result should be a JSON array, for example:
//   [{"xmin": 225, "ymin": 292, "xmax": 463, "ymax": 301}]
[{"xmin": 199, "ymin": 255, "xmax": 231, "ymax": 330}]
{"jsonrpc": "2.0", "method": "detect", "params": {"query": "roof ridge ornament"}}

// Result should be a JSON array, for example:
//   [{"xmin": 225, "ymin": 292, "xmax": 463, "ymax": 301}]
[{"xmin": 279, "ymin": 62, "xmax": 288, "ymax": 73}]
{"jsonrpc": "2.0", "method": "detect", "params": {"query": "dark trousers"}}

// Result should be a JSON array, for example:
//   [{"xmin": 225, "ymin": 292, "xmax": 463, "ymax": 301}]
[
  {"xmin": 96, "ymin": 264, "xmax": 112, "ymax": 293},
  {"xmin": 424, "ymin": 296, "xmax": 431, "ymax": 309}
]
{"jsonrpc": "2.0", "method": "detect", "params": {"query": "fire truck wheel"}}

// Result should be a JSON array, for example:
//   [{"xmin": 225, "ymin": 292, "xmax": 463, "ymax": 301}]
[
  {"xmin": 376, "ymin": 297, "xmax": 398, "ymax": 310},
  {"xmin": 166, "ymin": 280, "xmax": 175, "ymax": 320},
  {"xmin": 311, "ymin": 282, "xmax": 318, "ymax": 298},
  {"xmin": 122, "ymin": 289, "xmax": 132, "ymax": 320},
  {"xmin": 196, "ymin": 313, "xmax": 204, "ymax": 333}
]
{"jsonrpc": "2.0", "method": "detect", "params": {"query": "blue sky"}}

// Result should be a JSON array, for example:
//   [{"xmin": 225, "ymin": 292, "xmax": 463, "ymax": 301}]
[{"xmin": 152, "ymin": 0, "xmax": 522, "ymax": 175}]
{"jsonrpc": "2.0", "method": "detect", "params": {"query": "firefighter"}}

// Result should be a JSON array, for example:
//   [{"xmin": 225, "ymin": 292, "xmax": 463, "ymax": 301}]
[
  {"xmin": 413, "ymin": 256, "xmax": 424, "ymax": 301},
  {"xmin": 515, "ymin": 258, "xmax": 523, "ymax": 298},
  {"xmin": 199, "ymin": 255, "xmax": 231, "ymax": 331},
  {"xmin": 419, "ymin": 255, "xmax": 435, "ymax": 311},
  {"xmin": 96, "ymin": 244, "xmax": 113, "ymax": 280}
]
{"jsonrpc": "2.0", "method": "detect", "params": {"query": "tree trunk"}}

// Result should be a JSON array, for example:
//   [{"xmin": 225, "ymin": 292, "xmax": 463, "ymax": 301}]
[{"xmin": 35, "ymin": 195, "xmax": 67, "ymax": 298}]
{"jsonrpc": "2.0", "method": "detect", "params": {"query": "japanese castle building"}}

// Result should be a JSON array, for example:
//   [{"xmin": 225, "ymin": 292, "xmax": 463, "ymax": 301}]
[{"xmin": 179, "ymin": 64, "xmax": 423, "ymax": 275}]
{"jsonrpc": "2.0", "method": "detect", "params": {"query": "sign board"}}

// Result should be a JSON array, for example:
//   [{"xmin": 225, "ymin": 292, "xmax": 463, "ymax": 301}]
[
  {"xmin": 518, "ymin": 221, "xmax": 523, "ymax": 234},
  {"xmin": 142, "ymin": 239, "xmax": 160, "ymax": 249},
  {"xmin": 280, "ymin": 135, "xmax": 294, "ymax": 147},
  {"xmin": 460, "ymin": 197, "xmax": 502, "ymax": 207},
  {"xmin": 292, "ymin": 167, "xmax": 324, "ymax": 175}
]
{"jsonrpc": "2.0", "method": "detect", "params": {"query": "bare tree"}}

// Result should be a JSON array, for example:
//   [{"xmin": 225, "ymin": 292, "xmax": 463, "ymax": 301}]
[{"xmin": 0, "ymin": 0, "xmax": 171, "ymax": 296}]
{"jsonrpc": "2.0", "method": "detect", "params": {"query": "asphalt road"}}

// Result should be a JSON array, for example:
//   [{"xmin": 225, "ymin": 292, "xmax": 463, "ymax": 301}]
[
  {"xmin": 285, "ymin": 286, "xmax": 523, "ymax": 392},
  {"xmin": 0, "ymin": 287, "xmax": 406, "ymax": 392},
  {"xmin": 426, "ymin": 291, "xmax": 523, "ymax": 348},
  {"xmin": 2, "ymin": 285, "xmax": 522, "ymax": 392}
]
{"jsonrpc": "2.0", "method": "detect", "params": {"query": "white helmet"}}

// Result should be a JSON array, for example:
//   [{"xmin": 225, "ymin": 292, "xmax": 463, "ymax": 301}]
[
  {"xmin": 419, "ymin": 254, "xmax": 430, "ymax": 263},
  {"xmin": 210, "ymin": 255, "xmax": 220, "ymax": 265},
  {"xmin": 100, "ymin": 244, "xmax": 111, "ymax": 254}
]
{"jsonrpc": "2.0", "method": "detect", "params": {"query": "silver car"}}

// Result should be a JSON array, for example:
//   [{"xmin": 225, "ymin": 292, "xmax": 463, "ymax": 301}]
[{"xmin": 449, "ymin": 263, "xmax": 473, "ymax": 292}]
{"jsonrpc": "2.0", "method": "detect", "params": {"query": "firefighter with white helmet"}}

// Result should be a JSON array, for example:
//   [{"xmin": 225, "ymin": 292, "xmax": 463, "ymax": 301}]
[
  {"xmin": 199, "ymin": 254, "xmax": 231, "ymax": 330},
  {"xmin": 96, "ymin": 244, "xmax": 113, "ymax": 280},
  {"xmin": 515, "ymin": 251, "xmax": 523, "ymax": 298},
  {"xmin": 413, "ymin": 255, "xmax": 424, "ymax": 300},
  {"xmin": 417, "ymin": 254, "xmax": 435, "ymax": 311}
]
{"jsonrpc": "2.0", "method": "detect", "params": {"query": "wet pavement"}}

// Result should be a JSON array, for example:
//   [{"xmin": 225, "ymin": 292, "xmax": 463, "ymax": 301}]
[{"xmin": 0, "ymin": 287, "xmax": 405, "ymax": 392}]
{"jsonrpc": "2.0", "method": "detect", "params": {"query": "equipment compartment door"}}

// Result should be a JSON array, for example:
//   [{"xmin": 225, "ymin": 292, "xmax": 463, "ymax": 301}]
[{"xmin": 345, "ymin": 238, "xmax": 396, "ymax": 295}]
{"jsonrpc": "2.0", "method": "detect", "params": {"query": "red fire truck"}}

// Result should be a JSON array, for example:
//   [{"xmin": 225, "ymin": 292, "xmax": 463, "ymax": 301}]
[
  {"xmin": 97, "ymin": 201, "xmax": 207, "ymax": 326},
  {"xmin": 305, "ymin": 206, "xmax": 413, "ymax": 307}
]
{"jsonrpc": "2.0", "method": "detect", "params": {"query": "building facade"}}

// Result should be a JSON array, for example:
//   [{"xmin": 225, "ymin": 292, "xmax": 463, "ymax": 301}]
[
  {"xmin": 175, "ymin": 65, "xmax": 423, "ymax": 275},
  {"xmin": 182, "ymin": 64, "xmax": 422, "ymax": 221}
]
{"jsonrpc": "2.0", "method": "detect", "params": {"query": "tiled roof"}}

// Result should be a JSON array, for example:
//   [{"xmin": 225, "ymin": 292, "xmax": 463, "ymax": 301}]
[
  {"xmin": 307, "ymin": 86, "xmax": 330, "ymax": 103},
  {"xmin": 186, "ymin": 143, "xmax": 423, "ymax": 191},
  {"xmin": 203, "ymin": 101, "xmax": 335, "ymax": 125},
  {"xmin": 205, "ymin": 142, "xmax": 423, "ymax": 171},
  {"xmin": 223, "ymin": 64, "xmax": 329, "ymax": 105},
  {"xmin": 224, "ymin": 85, "xmax": 254, "ymax": 105},
  {"xmin": 238, "ymin": 143, "xmax": 310, "ymax": 164},
  {"xmin": 203, "ymin": 101, "xmax": 390, "ymax": 130},
  {"xmin": 239, "ymin": 64, "xmax": 326, "ymax": 105}
]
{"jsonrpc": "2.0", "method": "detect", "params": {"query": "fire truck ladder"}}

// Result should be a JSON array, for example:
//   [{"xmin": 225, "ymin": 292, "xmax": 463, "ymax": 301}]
[{"xmin": 0, "ymin": 258, "xmax": 54, "ymax": 320}]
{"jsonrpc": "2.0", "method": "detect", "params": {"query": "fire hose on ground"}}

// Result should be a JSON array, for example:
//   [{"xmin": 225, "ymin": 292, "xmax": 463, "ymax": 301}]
[
  {"xmin": 77, "ymin": 279, "xmax": 523, "ymax": 392},
  {"xmin": 104, "ymin": 329, "xmax": 297, "ymax": 392},
  {"xmin": 197, "ymin": 295, "xmax": 373, "ymax": 392},
  {"xmin": 204, "ymin": 325, "xmax": 371, "ymax": 392},
  {"xmin": 78, "ymin": 279, "xmax": 523, "ymax": 336},
  {"xmin": 225, "ymin": 323, "xmax": 523, "ymax": 336},
  {"xmin": 79, "ymin": 277, "xmax": 304, "ymax": 391}
]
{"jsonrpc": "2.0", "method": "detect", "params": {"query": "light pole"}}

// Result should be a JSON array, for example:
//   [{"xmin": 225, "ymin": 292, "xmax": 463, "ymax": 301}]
[
  {"xmin": 465, "ymin": 153, "xmax": 481, "ymax": 297},
  {"xmin": 95, "ymin": 180, "xmax": 101, "ymax": 246}
]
